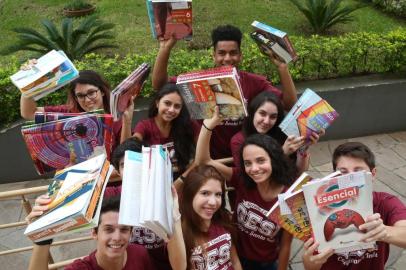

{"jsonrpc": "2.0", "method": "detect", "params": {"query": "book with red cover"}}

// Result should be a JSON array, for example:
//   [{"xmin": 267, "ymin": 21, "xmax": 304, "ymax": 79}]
[
  {"xmin": 176, "ymin": 66, "xmax": 247, "ymax": 119},
  {"xmin": 147, "ymin": 0, "xmax": 193, "ymax": 40}
]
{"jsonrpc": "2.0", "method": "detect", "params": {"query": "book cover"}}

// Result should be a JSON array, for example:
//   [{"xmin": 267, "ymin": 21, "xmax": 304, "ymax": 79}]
[
  {"xmin": 279, "ymin": 88, "xmax": 339, "ymax": 140},
  {"xmin": 176, "ymin": 66, "xmax": 247, "ymax": 119},
  {"xmin": 21, "ymin": 114, "xmax": 114, "ymax": 175},
  {"xmin": 251, "ymin": 20, "xmax": 298, "ymax": 62},
  {"xmin": 33, "ymin": 110, "xmax": 105, "ymax": 124},
  {"xmin": 110, "ymin": 63, "xmax": 151, "ymax": 121},
  {"xmin": 250, "ymin": 31, "xmax": 293, "ymax": 64},
  {"xmin": 302, "ymin": 171, "xmax": 374, "ymax": 253},
  {"xmin": 147, "ymin": 0, "xmax": 192, "ymax": 40},
  {"xmin": 10, "ymin": 50, "xmax": 79, "ymax": 100}
]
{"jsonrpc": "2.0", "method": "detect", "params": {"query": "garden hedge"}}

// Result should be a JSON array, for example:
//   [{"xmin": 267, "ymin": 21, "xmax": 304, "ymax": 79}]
[{"xmin": 1, "ymin": 29, "xmax": 405, "ymax": 128}]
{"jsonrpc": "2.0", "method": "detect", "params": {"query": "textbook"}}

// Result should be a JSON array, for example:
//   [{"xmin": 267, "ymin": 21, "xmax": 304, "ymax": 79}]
[
  {"xmin": 119, "ymin": 145, "xmax": 174, "ymax": 241},
  {"xmin": 110, "ymin": 63, "xmax": 151, "ymax": 121},
  {"xmin": 147, "ymin": 0, "xmax": 193, "ymax": 40},
  {"xmin": 24, "ymin": 154, "xmax": 113, "ymax": 241},
  {"xmin": 33, "ymin": 110, "xmax": 105, "ymax": 124},
  {"xmin": 302, "ymin": 171, "xmax": 374, "ymax": 253},
  {"xmin": 279, "ymin": 88, "xmax": 339, "ymax": 140},
  {"xmin": 251, "ymin": 21, "xmax": 298, "ymax": 63},
  {"xmin": 176, "ymin": 66, "xmax": 247, "ymax": 119},
  {"xmin": 10, "ymin": 50, "xmax": 79, "ymax": 100},
  {"xmin": 21, "ymin": 114, "xmax": 114, "ymax": 175}
]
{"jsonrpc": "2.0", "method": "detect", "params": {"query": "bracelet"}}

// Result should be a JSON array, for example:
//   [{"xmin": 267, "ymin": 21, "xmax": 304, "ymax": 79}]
[
  {"xmin": 202, "ymin": 122, "xmax": 213, "ymax": 132},
  {"xmin": 35, "ymin": 238, "xmax": 53, "ymax": 246}
]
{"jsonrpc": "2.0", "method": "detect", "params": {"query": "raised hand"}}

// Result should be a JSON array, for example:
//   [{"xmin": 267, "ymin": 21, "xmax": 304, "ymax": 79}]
[
  {"xmin": 302, "ymin": 237, "xmax": 334, "ymax": 268},
  {"xmin": 25, "ymin": 194, "xmax": 52, "ymax": 224},
  {"xmin": 359, "ymin": 213, "xmax": 387, "ymax": 243},
  {"xmin": 282, "ymin": 135, "xmax": 306, "ymax": 155}
]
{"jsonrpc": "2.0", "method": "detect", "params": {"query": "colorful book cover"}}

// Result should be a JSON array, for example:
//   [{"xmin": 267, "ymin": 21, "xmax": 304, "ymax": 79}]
[
  {"xmin": 33, "ymin": 110, "xmax": 105, "ymax": 124},
  {"xmin": 283, "ymin": 190, "xmax": 312, "ymax": 241},
  {"xmin": 147, "ymin": 0, "xmax": 193, "ymax": 40},
  {"xmin": 21, "ymin": 114, "xmax": 113, "ymax": 175},
  {"xmin": 251, "ymin": 20, "xmax": 298, "ymax": 62},
  {"xmin": 279, "ymin": 88, "xmax": 339, "ymax": 140},
  {"xmin": 250, "ymin": 31, "xmax": 293, "ymax": 63},
  {"xmin": 176, "ymin": 66, "xmax": 247, "ymax": 119},
  {"xmin": 302, "ymin": 171, "xmax": 374, "ymax": 253},
  {"xmin": 10, "ymin": 50, "xmax": 79, "ymax": 100}
]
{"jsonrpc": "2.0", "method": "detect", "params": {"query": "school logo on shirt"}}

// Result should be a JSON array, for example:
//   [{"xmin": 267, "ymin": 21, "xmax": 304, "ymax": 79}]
[
  {"xmin": 336, "ymin": 245, "xmax": 378, "ymax": 266},
  {"xmin": 190, "ymin": 233, "xmax": 233, "ymax": 270},
  {"xmin": 236, "ymin": 200, "xmax": 279, "ymax": 242},
  {"xmin": 131, "ymin": 227, "xmax": 164, "ymax": 249}
]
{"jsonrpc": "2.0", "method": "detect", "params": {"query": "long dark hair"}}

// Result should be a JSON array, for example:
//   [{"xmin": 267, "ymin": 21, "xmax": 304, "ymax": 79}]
[
  {"xmin": 242, "ymin": 91, "xmax": 286, "ymax": 145},
  {"xmin": 148, "ymin": 83, "xmax": 195, "ymax": 173},
  {"xmin": 66, "ymin": 70, "xmax": 111, "ymax": 113},
  {"xmin": 240, "ymin": 134, "xmax": 294, "ymax": 189},
  {"xmin": 180, "ymin": 165, "xmax": 235, "ymax": 268}
]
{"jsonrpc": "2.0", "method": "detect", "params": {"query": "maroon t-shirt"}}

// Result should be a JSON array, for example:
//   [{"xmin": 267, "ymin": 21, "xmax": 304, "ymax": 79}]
[
  {"xmin": 64, "ymin": 244, "xmax": 154, "ymax": 270},
  {"xmin": 230, "ymin": 131, "xmax": 245, "ymax": 168},
  {"xmin": 321, "ymin": 192, "xmax": 406, "ymax": 270},
  {"xmin": 171, "ymin": 71, "xmax": 282, "ymax": 159},
  {"xmin": 190, "ymin": 223, "xmax": 234, "ymax": 270},
  {"xmin": 229, "ymin": 168, "xmax": 283, "ymax": 262},
  {"xmin": 44, "ymin": 105, "xmax": 122, "ymax": 151}
]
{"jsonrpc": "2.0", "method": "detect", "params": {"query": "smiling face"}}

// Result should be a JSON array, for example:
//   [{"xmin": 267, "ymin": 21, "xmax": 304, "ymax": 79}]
[
  {"xmin": 156, "ymin": 92, "xmax": 183, "ymax": 123},
  {"xmin": 253, "ymin": 101, "xmax": 278, "ymax": 134},
  {"xmin": 212, "ymin": 40, "xmax": 242, "ymax": 67},
  {"xmin": 242, "ymin": 144, "xmax": 272, "ymax": 184},
  {"xmin": 74, "ymin": 83, "xmax": 104, "ymax": 112},
  {"xmin": 93, "ymin": 211, "xmax": 132, "ymax": 260},
  {"xmin": 192, "ymin": 178, "xmax": 222, "ymax": 229}
]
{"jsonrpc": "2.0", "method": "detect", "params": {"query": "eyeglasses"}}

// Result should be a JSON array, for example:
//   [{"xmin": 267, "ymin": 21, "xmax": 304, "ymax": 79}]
[{"xmin": 75, "ymin": 89, "xmax": 100, "ymax": 101}]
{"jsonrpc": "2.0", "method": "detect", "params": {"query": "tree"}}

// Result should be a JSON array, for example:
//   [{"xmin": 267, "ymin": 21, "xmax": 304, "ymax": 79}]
[
  {"xmin": 1, "ymin": 16, "xmax": 117, "ymax": 60},
  {"xmin": 289, "ymin": 0, "xmax": 365, "ymax": 34}
]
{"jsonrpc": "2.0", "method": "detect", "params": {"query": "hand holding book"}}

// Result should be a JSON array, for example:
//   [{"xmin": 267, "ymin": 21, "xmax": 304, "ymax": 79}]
[{"xmin": 25, "ymin": 194, "xmax": 51, "ymax": 224}]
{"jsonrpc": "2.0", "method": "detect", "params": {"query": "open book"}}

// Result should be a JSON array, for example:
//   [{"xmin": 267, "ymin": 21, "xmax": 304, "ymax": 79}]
[
  {"xmin": 279, "ymin": 88, "xmax": 339, "ymax": 140},
  {"xmin": 251, "ymin": 21, "xmax": 298, "ymax": 63},
  {"xmin": 119, "ymin": 145, "xmax": 173, "ymax": 241},
  {"xmin": 10, "ymin": 50, "xmax": 79, "ymax": 100},
  {"xmin": 110, "ymin": 63, "xmax": 151, "ymax": 121},
  {"xmin": 147, "ymin": 0, "xmax": 193, "ymax": 40},
  {"xmin": 24, "ymin": 154, "xmax": 113, "ymax": 241},
  {"xmin": 21, "ymin": 113, "xmax": 114, "ymax": 175},
  {"xmin": 176, "ymin": 66, "xmax": 247, "ymax": 119}
]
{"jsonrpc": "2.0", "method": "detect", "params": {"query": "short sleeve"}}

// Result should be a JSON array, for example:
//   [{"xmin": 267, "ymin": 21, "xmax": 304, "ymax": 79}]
[
  {"xmin": 133, "ymin": 119, "xmax": 149, "ymax": 139},
  {"xmin": 230, "ymin": 132, "xmax": 244, "ymax": 168},
  {"xmin": 228, "ymin": 167, "xmax": 242, "ymax": 189},
  {"xmin": 375, "ymin": 192, "xmax": 406, "ymax": 226}
]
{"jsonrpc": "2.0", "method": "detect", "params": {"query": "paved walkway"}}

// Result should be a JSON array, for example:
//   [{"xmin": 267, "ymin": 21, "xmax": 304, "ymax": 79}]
[{"xmin": 0, "ymin": 131, "xmax": 405, "ymax": 269}]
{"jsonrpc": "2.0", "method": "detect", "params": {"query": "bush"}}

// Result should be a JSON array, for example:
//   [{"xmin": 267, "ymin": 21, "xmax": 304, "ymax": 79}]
[
  {"xmin": 370, "ymin": 0, "xmax": 406, "ymax": 18},
  {"xmin": 1, "ymin": 29, "xmax": 405, "ymax": 128}
]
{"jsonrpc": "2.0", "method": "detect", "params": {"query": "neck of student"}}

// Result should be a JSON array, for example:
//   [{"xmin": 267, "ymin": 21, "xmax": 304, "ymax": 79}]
[
  {"xmin": 95, "ymin": 250, "xmax": 127, "ymax": 270},
  {"xmin": 257, "ymin": 180, "xmax": 283, "ymax": 202},
  {"xmin": 201, "ymin": 219, "xmax": 211, "ymax": 232},
  {"xmin": 154, "ymin": 116, "xmax": 172, "ymax": 136}
]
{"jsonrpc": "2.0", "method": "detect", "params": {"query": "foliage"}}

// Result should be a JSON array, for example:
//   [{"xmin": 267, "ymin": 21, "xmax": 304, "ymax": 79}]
[
  {"xmin": 1, "ymin": 29, "xmax": 406, "ymax": 128},
  {"xmin": 0, "ymin": 16, "xmax": 117, "ymax": 60},
  {"xmin": 369, "ymin": 0, "xmax": 406, "ymax": 17},
  {"xmin": 288, "ymin": 0, "xmax": 366, "ymax": 34},
  {"xmin": 64, "ymin": 0, "xmax": 93, "ymax": 11}
]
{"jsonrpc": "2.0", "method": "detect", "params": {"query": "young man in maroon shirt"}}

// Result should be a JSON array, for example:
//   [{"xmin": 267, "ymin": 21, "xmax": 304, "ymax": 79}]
[{"xmin": 302, "ymin": 142, "xmax": 406, "ymax": 270}]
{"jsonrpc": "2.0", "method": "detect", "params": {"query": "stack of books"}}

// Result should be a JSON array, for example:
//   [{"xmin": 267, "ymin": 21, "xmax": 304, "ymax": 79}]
[
  {"xmin": 110, "ymin": 63, "xmax": 151, "ymax": 121},
  {"xmin": 24, "ymin": 154, "xmax": 113, "ymax": 241},
  {"xmin": 176, "ymin": 66, "xmax": 247, "ymax": 119},
  {"xmin": 147, "ymin": 0, "xmax": 193, "ymax": 40},
  {"xmin": 119, "ymin": 145, "xmax": 174, "ymax": 241},
  {"xmin": 10, "ymin": 50, "xmax": 79, "ymax": 100}
]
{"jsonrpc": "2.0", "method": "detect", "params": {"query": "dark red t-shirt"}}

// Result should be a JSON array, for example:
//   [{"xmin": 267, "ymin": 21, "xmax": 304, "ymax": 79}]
[
  {"xmin": 229, "ymin": 168, "xmax": 283, "ymax": 262},
  {"xmin": 190, "ymin": 223, "xmax": 234, "ymax": 270},
  {"xmin": 321, "ymin": 192, "xmax": 406, "ymax": 270},
  {"xmin": 64, "ymin": 244, "xmax": 154, "ymax": 270},
  {"xmin": 230, "ymin": 131, "xmax": 245, "ymax": 168},
  {"xmin": 171, "ymin": 71, "xmax": 282, "ymax": 159}
]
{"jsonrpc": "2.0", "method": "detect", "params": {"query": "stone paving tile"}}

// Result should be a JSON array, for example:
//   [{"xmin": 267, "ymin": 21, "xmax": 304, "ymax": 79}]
[
  {"xmin": 374, "ymin": 148, "xmax": 406, "ymax": 171},
  {"xmin": 309, "ymin": 141, "xmax": 331, "ymax": 167},
  {"xmin": 348, "ymin": 134, "xmax": 398, "ymax": 151},
  {"xmin": 394, "ymin": 166, "xmax": 406, "ymax": 180},
  {"xmin": 313, "ymin": 162, "xmax": 333, "ymax": 173},
  {"xmin": 390, "ymin": 131, "xmax": 406, "ymax": 143},
  {"xmin": 327, "ymin": 139, "xmax": 348, "ymax": 154},
  {"xmin": 376, "ymin": 165, "xmax": 406, "ymax": 198},
  {"xmin": 392, "ymin": 144, "xmax": 406, "ymax": 160},
  {"xmin": 373, "ymin": 180, "xmax": 406, "ymax": 205}
]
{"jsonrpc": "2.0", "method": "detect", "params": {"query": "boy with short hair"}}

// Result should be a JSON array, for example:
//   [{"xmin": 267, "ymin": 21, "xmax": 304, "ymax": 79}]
[
  {"xmin": 302, "ymin": 142, "xmax": 406, "ymax": 270},
  {"xmin": 152, "ymin": 24, "xmax": 298, "ymax": 159}
]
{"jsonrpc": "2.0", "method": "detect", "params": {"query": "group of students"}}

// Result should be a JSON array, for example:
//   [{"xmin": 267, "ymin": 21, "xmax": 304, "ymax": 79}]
[{"xmin": 22, "ymin": 24, "xmax": 406, "ymax": 270}]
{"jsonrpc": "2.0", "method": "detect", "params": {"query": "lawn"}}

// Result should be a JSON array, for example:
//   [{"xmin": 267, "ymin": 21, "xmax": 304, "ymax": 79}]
[{"xmin": 0, "ymin": 0, "xmax": 405, "ymax": 61}]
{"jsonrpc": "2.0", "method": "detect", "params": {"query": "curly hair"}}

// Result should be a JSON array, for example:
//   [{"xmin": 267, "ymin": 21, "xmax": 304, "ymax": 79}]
[{"xmin": 211, "ymin": 24, "xmax": 243, "ymax": 49}]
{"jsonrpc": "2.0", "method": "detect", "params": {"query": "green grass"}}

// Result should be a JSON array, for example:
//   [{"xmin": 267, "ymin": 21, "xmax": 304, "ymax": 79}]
[{"xmin": 0, "ymin": 0, "xmax": 405, "ymax": 62}]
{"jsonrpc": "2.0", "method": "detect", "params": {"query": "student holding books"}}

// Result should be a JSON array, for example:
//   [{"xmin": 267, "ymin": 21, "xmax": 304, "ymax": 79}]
[
  {"xmin": 27, "ymin": 195, "xmax": 155, "ymax": 270},
  {"xmin": 302, "ymin": 142, "xmax": 406, "ymax": 270},
  {"xmin": 194, "ymin": 108, "xmax": 295, "ymax": 270},
  {"xmin": 152, "ymin": 24, "xmax": 298, "ymax": 159},
  {"xmin": 180, "ymin": 165, "xmax": 242, "ymax": 269}
]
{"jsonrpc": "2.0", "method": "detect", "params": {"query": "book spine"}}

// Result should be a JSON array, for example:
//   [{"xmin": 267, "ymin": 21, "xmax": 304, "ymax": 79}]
[
  {"xmin": 146, "ymin": 0, "xmax": 157, "ymax": 38},
  {"xmin": 177, "ymin": 66, "xmax": 234, "ymax": 82},
  {"xmin": 283, "ymin": 36, "xmax": 298, "ymax": 61}
]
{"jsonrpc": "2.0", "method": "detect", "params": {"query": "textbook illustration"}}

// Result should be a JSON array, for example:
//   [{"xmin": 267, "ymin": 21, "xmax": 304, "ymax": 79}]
[
  {"xmin": 110, "ymin": 63, "xmax": 150, "ymax": 121},
  {"xmin": 279, "ymin": 88, "xmax": 339, "ymax": 140},
  {"xmin": 21, "ymin": 114, "xmax": 114, "ymax": 175},
  {"xmin": 33, "ymin": 110, "xmax": 104, "ymax": 124},
  {"xmin": 10, "ymin": 50, "xmax": 79, "ymax": 100},
  {"xmin": 251, "ymin": 20, "xmax": 298, "ymax": 63},
  {"xmin": 302, "ymin": 171, "xmax": 374, "ymax": 253},
  {"xmin": 147, "ymin": 0, "xmax": 193, "ymax": 40},
  {"xmin": 24, "ymin": 154, "xmax": 113, "ymax": 241},
  {"xmin": 176, "ymin": 66, "xmax": 247, "ymax": 120},
  {"xmin": 119, "ymin": 145, "xmax": 174, "ymax": 241}
]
